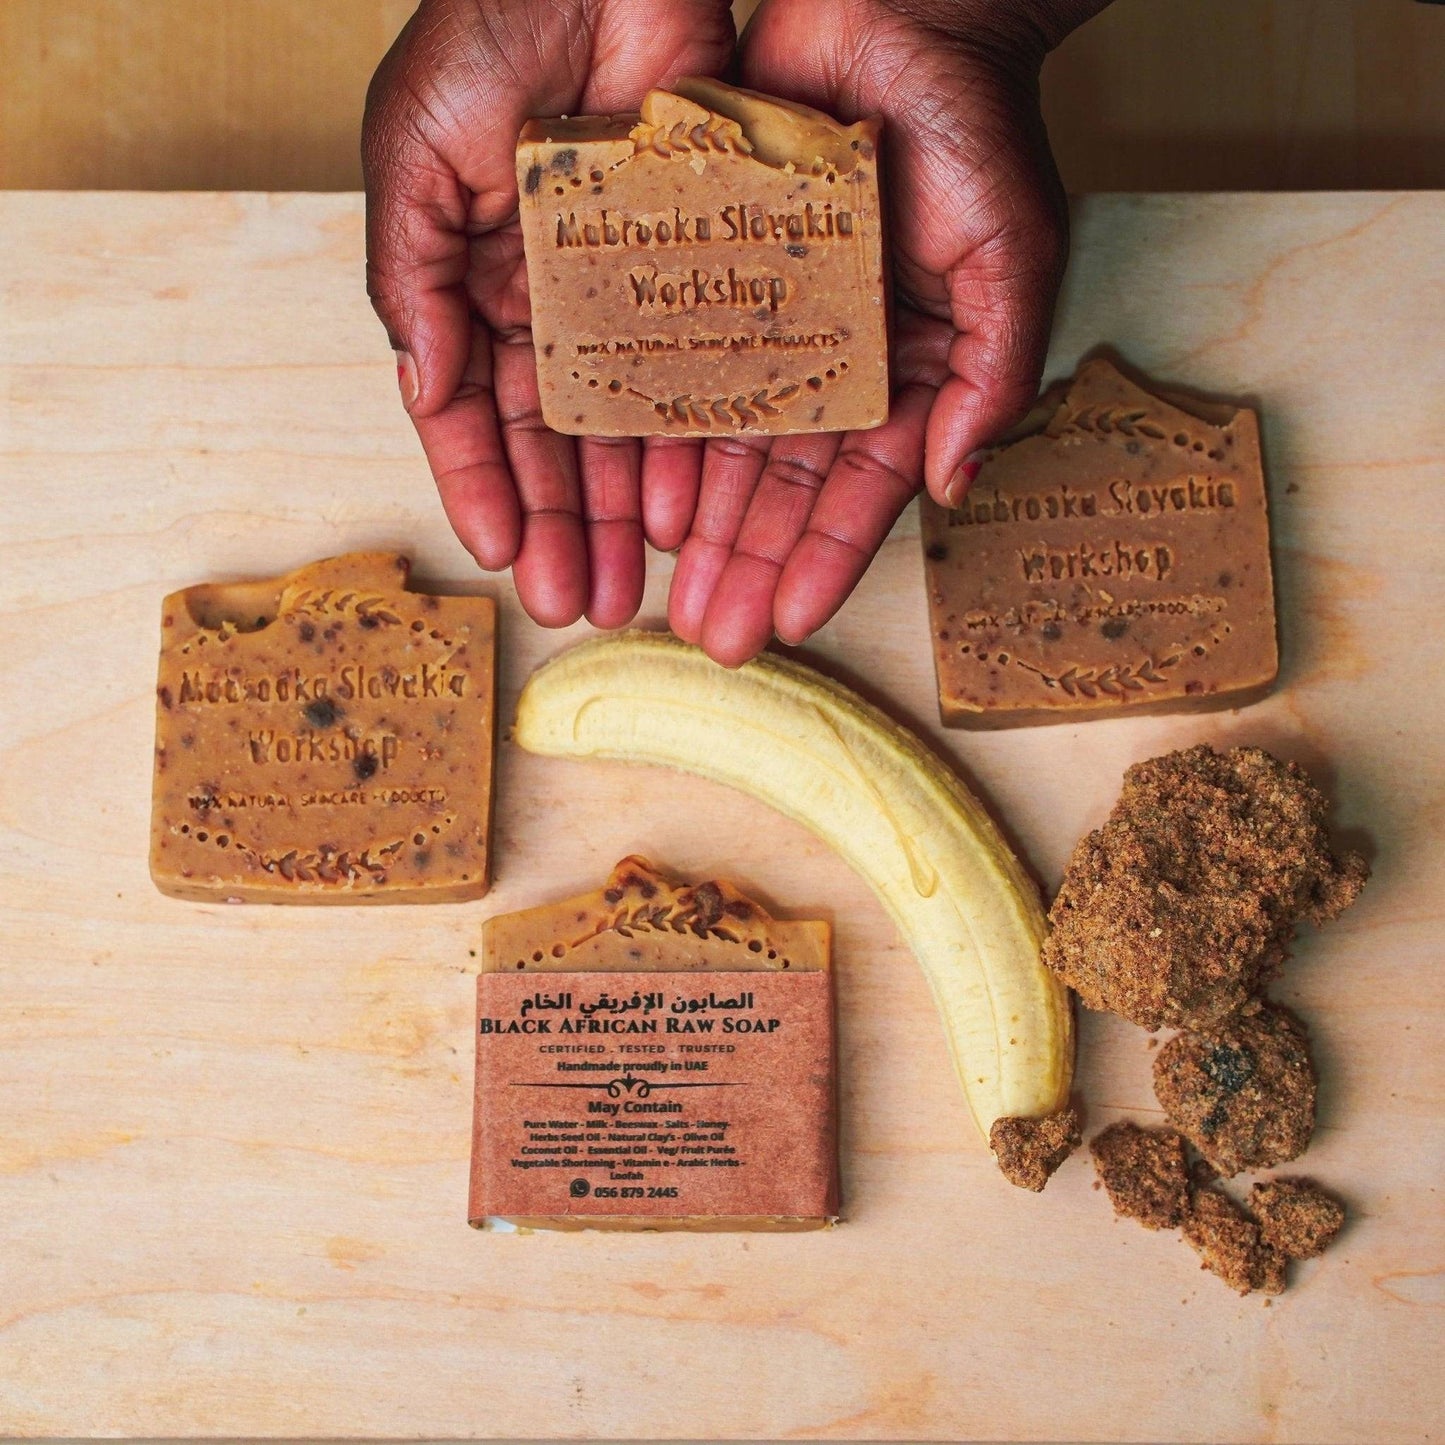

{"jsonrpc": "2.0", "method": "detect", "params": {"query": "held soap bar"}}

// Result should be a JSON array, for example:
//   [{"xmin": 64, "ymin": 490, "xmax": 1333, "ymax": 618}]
[
  {"xmin": 921, "ymin": 359, "xmax": 1278, "ymax": 728},
  {"xmin": 150, "ymin": 553, "xmax": 495, "ymax": 903},
  {"xmin": 470, "ymin": 858, "xmax": 838, "ymax": 1231},
  {"xmin": 516, "ymin": 77, "xmax": 888, "ymax": 437}
]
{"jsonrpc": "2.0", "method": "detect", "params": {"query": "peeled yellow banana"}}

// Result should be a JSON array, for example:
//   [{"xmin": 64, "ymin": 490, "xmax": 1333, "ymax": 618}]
[{"xmin": 513, "ymin": 632, "xmax": 1073, "ymax": 1141}]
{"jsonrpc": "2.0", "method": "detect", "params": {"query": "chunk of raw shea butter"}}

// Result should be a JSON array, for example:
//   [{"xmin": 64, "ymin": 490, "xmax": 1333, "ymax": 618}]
[
  {"xmin": 470, "ymin": 858, "xmax": 839, "ymax": 1231},
  {"xmin": 921, "ymin": 358, "xmax": 1278, "ymax": 728},
  {"xmin": 151, "ymin": 553, "xmax": 495, "ymax": 903},
  {"xmin": 516, "ymin": 77, "xmax": 888, "ymax": 437}
]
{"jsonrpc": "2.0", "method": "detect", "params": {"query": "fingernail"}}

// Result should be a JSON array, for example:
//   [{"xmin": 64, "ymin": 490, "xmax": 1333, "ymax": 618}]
[
  {"xmin": 943, "ymin": 450, "xmax": 988, "ymax": 507},
  {"xmin": 394, "ymin": 349, "xmax": 419, "ymax": 410}
]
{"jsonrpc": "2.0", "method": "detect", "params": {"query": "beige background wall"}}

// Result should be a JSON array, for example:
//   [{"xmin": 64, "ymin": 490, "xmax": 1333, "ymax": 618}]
[{"xmin": 1, "ymin": 0, "xmax": 1441, "ymax": 192}]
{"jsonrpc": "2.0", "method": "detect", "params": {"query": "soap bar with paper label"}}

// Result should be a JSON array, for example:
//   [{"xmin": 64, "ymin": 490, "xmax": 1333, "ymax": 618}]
[
  {"xmin": 516, "ymin": 77, "xmax": 888, "ymax": 438},
  {"xmin": 470, "ymin": 858, "xmax": 839, "ymax": 1231},
  {"xmin": 150, "ymin": 552, "xmax": 495, "ymax": 904}
]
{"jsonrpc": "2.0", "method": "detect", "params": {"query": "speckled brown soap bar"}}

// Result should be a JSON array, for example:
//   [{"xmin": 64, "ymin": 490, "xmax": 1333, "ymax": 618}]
[
  {"xmin": 470, "ymin": 858, "xmax": 838, "ymax": 1232},
  {"xmin": 516, "ymin": 76, "xmax": 888, "ymax": 437},
  {"xmin": 150, "ymin": 552, "xmax": 495, "ymax": 903},
  {"xmin": 920, "ymin": 359, "xmax": 1278, "ymax": 728}
]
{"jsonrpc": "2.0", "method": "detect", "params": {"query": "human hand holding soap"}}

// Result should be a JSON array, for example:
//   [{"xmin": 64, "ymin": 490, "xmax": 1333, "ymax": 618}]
[
  {"xmin": 364, "ymin": 0, "xmax": 1111, "ymax": 661},
  {"xmin": 362, "ymin": 0, "xmax": 736, "ymax": 630},
  {"xmin": 667, "ymin": 0, "xmax": 1111, "ymax": 663}
]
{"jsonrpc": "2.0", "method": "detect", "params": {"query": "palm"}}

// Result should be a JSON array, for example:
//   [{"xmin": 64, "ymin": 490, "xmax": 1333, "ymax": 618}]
[
  {"xmin": 668, "ymin": 0, "xmax": 1069, "ymax": 664},
  {"xmin": 364, "ymin": 0, "xmax": 735, "ymax": 627}
]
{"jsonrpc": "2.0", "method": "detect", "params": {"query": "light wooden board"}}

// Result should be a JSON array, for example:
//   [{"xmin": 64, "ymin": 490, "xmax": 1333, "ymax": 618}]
[{"xmin": 1, "ymin": 192, "xmax": 1442, "ymax": 1441}]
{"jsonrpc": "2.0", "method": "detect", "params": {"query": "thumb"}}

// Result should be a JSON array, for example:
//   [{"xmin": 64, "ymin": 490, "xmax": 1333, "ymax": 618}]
[
  {"xmin": 924, "ymin": 197, "xmax": 1067, "ymax": 505},
  {"xmin": 910, "ymin": 74, "xmax": 1069, "ymax": 504},
  {"xmin": 740, "ymin": 0, "xmax": 1067, "ymax": 506},
  {"xmin": 362, "ymin": 39, "xmax": 473, "ymax": 420},
  {"xmin": 582, "ymin": 0, "xmax": 737, "ymax": 109}
]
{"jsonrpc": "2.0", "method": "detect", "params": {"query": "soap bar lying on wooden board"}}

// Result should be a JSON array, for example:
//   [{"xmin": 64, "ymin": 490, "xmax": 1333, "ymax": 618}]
[
  {"xmin": 516, "ymin": 77, "xmax": 888, "ymax": 438},
  {"xmin": 470, "ymin": 858, "xmax": 839, "ymax": 1231},
  {"xmin": 920, "ymin": 358, "xmax": 1279, "ymax": 728},
  {"xmin": 150, "ymin": 552, "xmax": 496, "ymax": 904}
]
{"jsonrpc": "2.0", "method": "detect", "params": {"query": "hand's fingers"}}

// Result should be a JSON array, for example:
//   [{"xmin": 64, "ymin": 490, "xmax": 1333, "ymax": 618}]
[
  {"xmin": 699, "ymin": 431, "xmax": 841, "ymax": 667},
  {"xmin": 738, "ymin": 0, "xmax": 1067, "ymax": 507},
  {"xmin": 362, "ymin": 21, "xmax": 523, "ymax": 567},
  {"xmin": 366, "ymin": 159, "xmax": 522, "ymax": 569},
  {"xmin": 362, "ymin": 77, "xmax": 473, "ymax": 418},
  {"xmin": 893, "ymin": 304, "xmax": 956, "ymax": 390},
  {"xmin": 666, "ymin": 435, "xmax": 770, "ymax": 643},
  {"xmin": 542, "ymin": 0, "xmax": 733, "ymax": 614},
  {"xmin": 578, "ymin": 436, "xmax": 645, "ymax": 629},
  {"xmin": 583, "ymin": 0, "xmax": 736, "ymax": 110},
  {"xmin": 640, "ymin": 437, "xmax": 704, "ymax": 551},
  {"xmin": 363, "ymin": 0, "xmax": 737, "ymax": 589},
  {"xmin": 774, "ymin": 382, "xmax": 932, "ymax": 645},
  {"xmin": 411, "ymin": 313, "xmax": 522, "ymax": 570},
  {"xmin": 922, "ymin": 223, "xmax": 1066, "ymax": 504},
  {"xmin": 493, "ymin": 335, "xmax": 588, "ymax": 628}
]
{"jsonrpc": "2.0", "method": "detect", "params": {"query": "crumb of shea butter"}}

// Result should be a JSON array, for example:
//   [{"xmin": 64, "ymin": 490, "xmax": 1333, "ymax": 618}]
[
  {"xmin": 1183, "ymin": 1187, "xmax": 1287, "ymax": 1296},
  {"xmin": 990, "ymin": 1108, "xmax": 1080, "ymax": 1191},
  {"xmin": 1250, "ymin": 1178, "xmax": 1345, "ymax": 1259},
  {"xmin": 1090, "ymin": 1121, "xmax": 1191, "ymax": 1229},
  {"xmin": 1153, "ymin": 1001, "xmax": 1316, "ymax": 1177},
  {"xmin": 1042, "ymin": 744, "xmax": 1368, "ymax": 1030}
]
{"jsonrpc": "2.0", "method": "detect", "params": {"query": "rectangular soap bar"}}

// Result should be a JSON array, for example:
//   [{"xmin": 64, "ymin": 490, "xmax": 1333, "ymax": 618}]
[
  {"xmin": 150, "ymin": 552, "xmax": 496, "ymax": 903},
  {"xmin": 516, "ymin": 77, "xmax": 888, "ymax": 438},
  {"xmin": 470, "ymin": 858, "xmax": 838, "ymax": 1231},
  {"xmin": 920, "ymin": 358, "xmax": 1278, "ymax": 728}
]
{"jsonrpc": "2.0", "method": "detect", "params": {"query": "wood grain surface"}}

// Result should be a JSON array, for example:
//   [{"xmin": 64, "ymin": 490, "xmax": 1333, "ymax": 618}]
[
  {"xmin": 2, "ymin": 1, "xmax": 1443, "ymax": 191},
  {"xmin": 1, "ymin": 191, "xmax": 1442, "ymax": 1441}
]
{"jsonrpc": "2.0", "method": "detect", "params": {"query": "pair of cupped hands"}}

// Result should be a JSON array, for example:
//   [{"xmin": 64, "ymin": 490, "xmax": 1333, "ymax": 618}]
[{"xmin": 364, "ymin": 0, "xmax": 1096, "ymax": 665}]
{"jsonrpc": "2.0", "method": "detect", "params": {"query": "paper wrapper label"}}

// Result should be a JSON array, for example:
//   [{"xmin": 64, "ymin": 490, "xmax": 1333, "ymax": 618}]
[{"xmin": 470, "ymin": 970, "xmax": 837, "ymax": 1223}]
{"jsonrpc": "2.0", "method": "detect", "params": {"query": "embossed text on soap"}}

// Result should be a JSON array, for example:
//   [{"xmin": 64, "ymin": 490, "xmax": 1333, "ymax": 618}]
[
  {"xmin": 921, "ymin": 359, "xmax": 1278, "ymax": 727},
  {"xmin": 516, "ymin": 80, "xmax": 889, "ymax": 438}
]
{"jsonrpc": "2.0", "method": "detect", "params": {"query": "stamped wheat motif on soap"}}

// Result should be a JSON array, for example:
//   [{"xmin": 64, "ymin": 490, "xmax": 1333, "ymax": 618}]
[
  {"xmin": 1061, "ymin": 406, "xmax": 1168, "ymax": 441},
  {"xmin": 1058, "ymin": 403, "xmax": 1232, "ymax": 461},
  {"xmin": 919, "ymin": 358, "xmax": 1277, "ymax": 726},
  {"xmin": 628, "ymin": 380, "xmax": 801, "ymax": 431},
  {"xmin": 601, "ymin": 888, "xmax": 743, "ymax": 943},
  {"xmin": 1014, "ymin": 654, "xmax": 1183, "ymax": 698},
  {"xmin": 151, "ymin": 554, "xmax": 497, "ymax": 903},
  {"xmin": 589, "ymin": 865, "xmax": 765, "ymax": 946},
  {"xmin": 630, "ymin": 113, "xmax": 752, "ymax": 160},
  {"xmin": 233, "ymin": 837, "xmax": 406, "ymax": 884},
  {"xmin": 285, "ymin": 588, "xmax": 404, "ymax": 627},
  {"xmin": 630, "ymin": 360, "xmax": 853, "ymax": 432}
]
